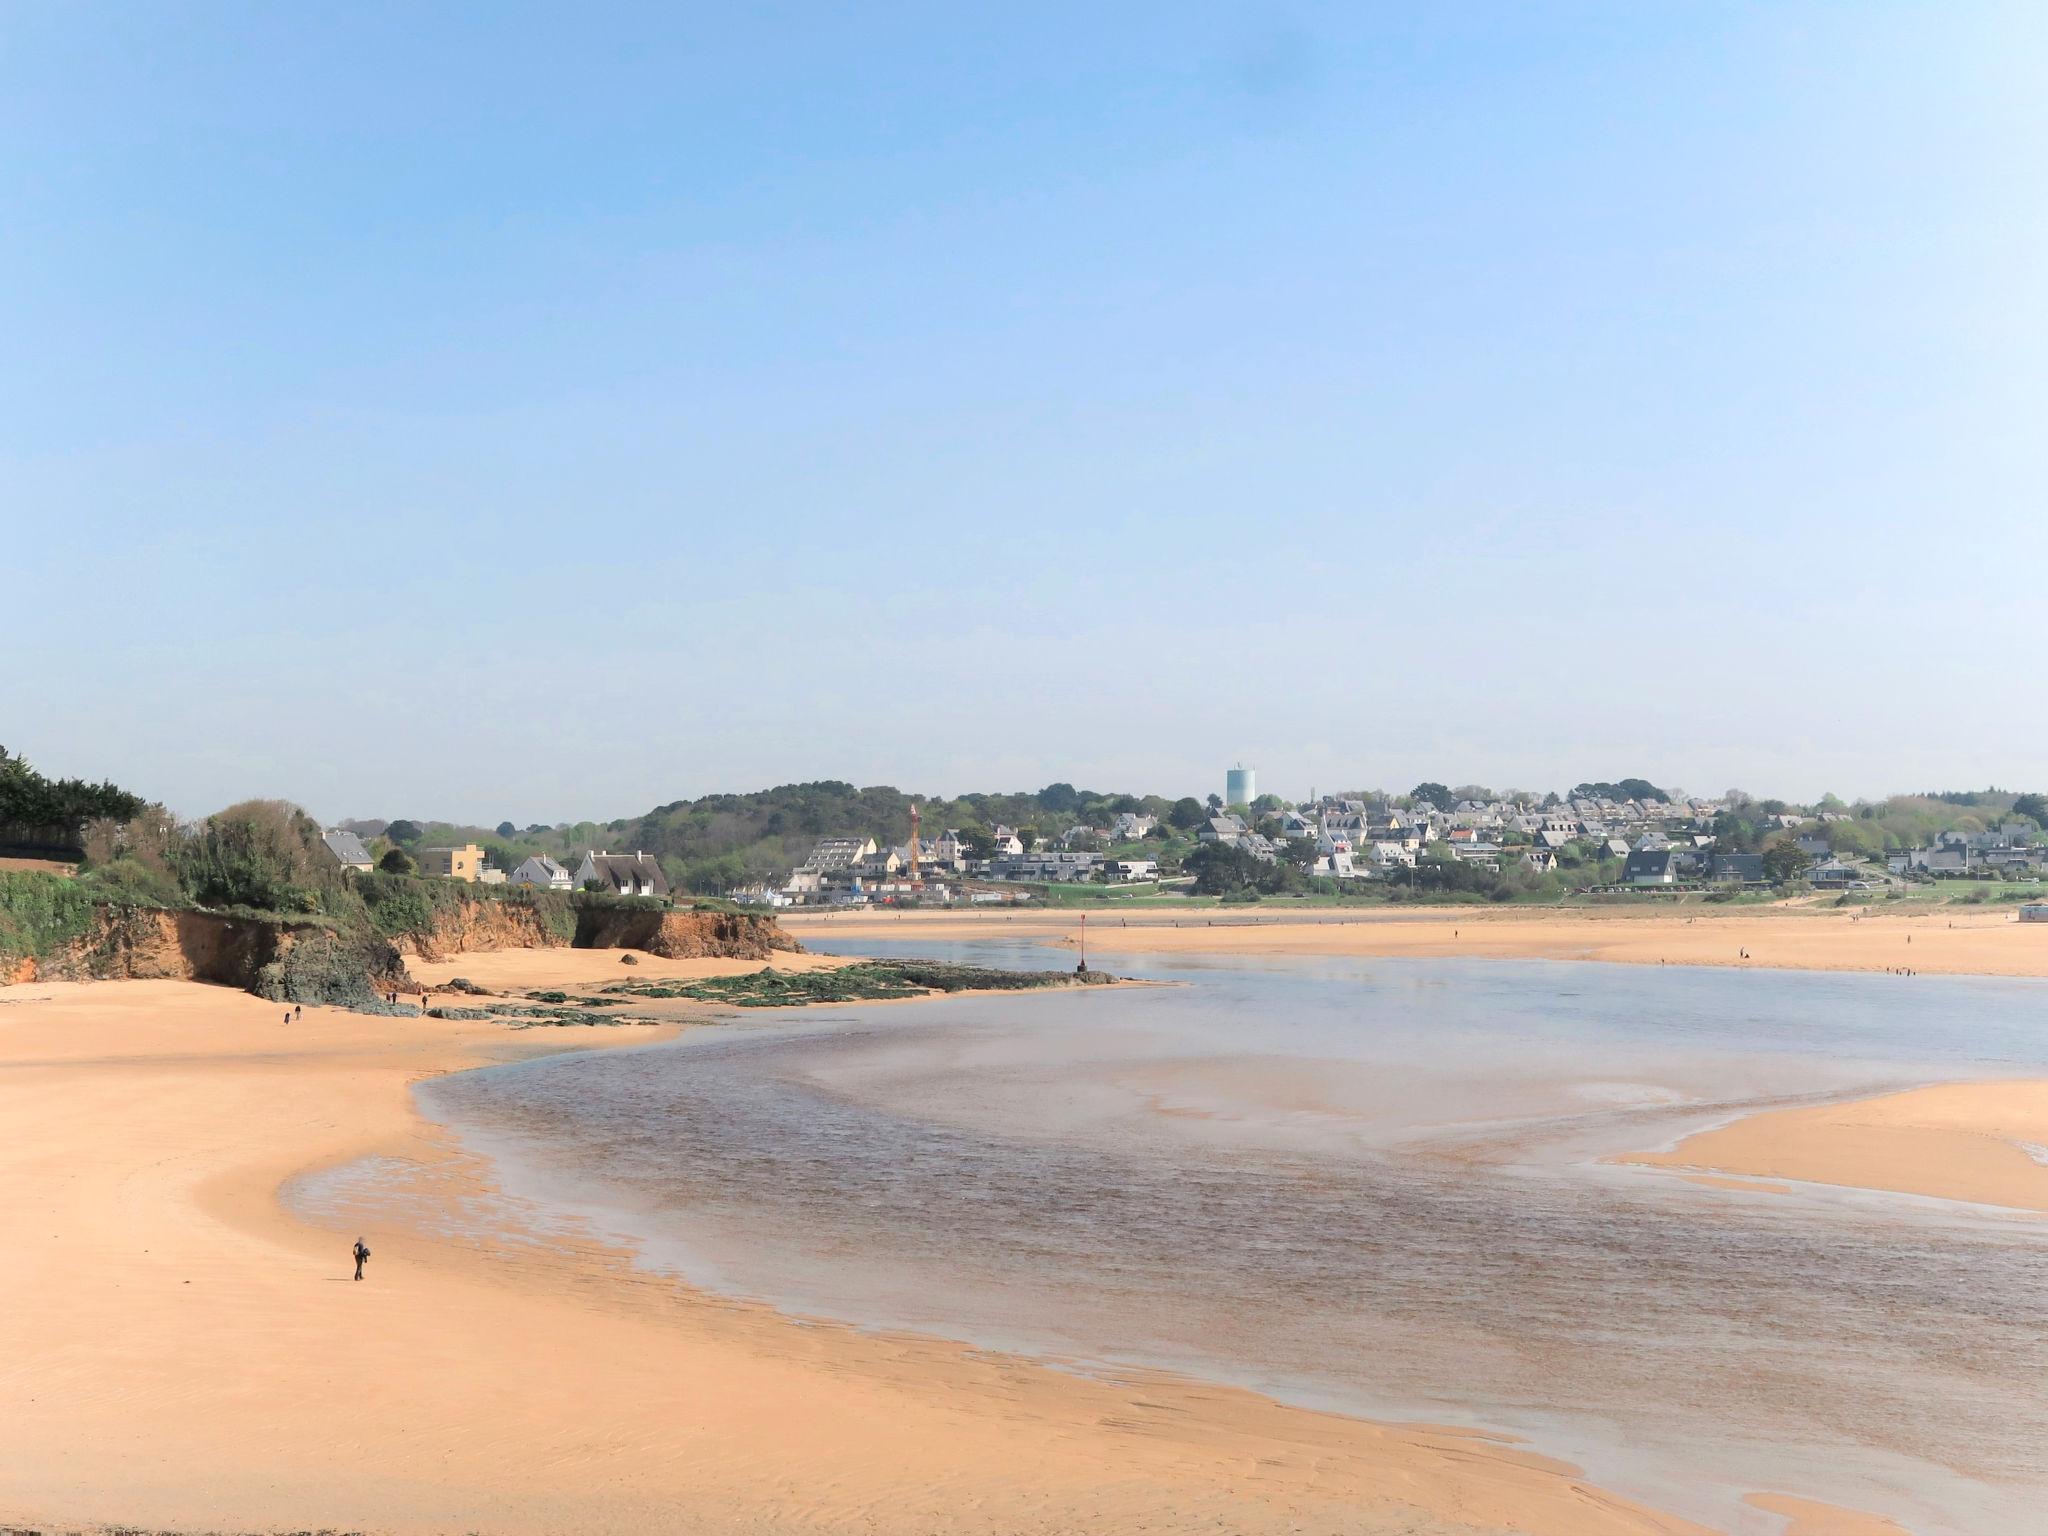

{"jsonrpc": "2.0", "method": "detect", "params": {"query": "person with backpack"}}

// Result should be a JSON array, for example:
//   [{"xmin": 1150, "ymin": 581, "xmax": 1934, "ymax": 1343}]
[{"xmin": 352, "ymin": 1237, "xmax": 371, "ymax": 1281}]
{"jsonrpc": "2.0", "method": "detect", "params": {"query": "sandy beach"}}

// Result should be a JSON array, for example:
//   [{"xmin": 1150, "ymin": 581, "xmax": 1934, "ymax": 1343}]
[
  {"xmin": 0, "ymin": 963, "xmax": 1759, "ymax": 1536},
  {"xmin": 785, "ymin": 901, "xmax": 2048, "ymax": 977}
]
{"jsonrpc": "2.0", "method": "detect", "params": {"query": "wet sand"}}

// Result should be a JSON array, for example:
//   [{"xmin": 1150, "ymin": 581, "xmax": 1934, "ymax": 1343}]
[
  {"xmin": 1746, "ymin": 1493, "xmax": 1913, "ymax": 1536},
  {"xmin": 787, "ymin": 902, "xmax": 2048, "ymax": 977},
  {"xmin": 405, "ymin": 943, "xmax": 852, "ymax": 991},
  {"xmin": 1624, "ymin": 1079, "xmax": 2048, "ymax": 1212},
  {"xmin": 0, "ymin": 972, "xmax": 1721, "ymax": 1536}
]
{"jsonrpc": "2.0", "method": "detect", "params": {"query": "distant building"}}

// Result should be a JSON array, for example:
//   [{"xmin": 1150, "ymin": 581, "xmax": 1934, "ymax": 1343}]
[
  {"xmin": 1709, "ymin": 853, "xmax": 1765, "ymax": 884},
  {"xmin": 321, "ymin": 829, "xmax": 374, "ymax": 874},
  {"xmin": 1226, "ymin": 764, "xmax": 1257, "ymax": 808},
  {"xmin": 784, "ymin": 836, "xmax": 879, "ymax": 896},
  {"xmin": 990, "ymin": 851, "xmax": 1098, "ymax": 882},
  {"xmin": 573, "ymin": 850, "xmax": 671, "ymax": 898},
  {"xmin": 1109, "ymin": 812, "xmax": 1158, "ymax": 843},
  {"xmin": 1101, "ymin": 858, "xmax": 1158, "ymax": 882},
  {"xmin": 509, "ymin": 854, "xmax": 573, "ymax": 891},
  {"xmin": 1623, "ymin": 848, "xmax": 1679, "ymax": 886},
  {"xmin": 418, "ymin": 843, "xmax": 485, "ymax": 882}
]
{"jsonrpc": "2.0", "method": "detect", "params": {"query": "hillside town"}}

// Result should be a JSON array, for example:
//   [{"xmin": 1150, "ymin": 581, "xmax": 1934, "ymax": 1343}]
[
  {"xmin": 297, "ymin": 766, "xmax": 2048, "ymax": 916},
  {"xmin": 706, "ymin": 772, "xmax": 2048, "ymax": 910}
]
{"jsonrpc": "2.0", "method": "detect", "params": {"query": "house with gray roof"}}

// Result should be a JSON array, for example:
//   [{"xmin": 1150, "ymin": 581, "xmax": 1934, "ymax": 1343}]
[
  {"xmin": 510, "ymin": 854, "xmax": 573, "ymax": 890},
  {"xmin": 572, "ymin": 850, "xmax": 671, "ymax": 899},
  {"xmin": 321, "ymin": 829, "xmax": 374, "ymax": 874}
]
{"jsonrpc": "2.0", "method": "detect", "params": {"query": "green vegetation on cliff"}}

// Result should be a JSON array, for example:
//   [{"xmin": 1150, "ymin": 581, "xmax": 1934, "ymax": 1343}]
[
  {"xmin": 0, "ymin": 870, "xmax": 100, "ymax": 964},
  {"xmin": 354, "ymin": 871, "xmax": 577, "ymax": 944}
]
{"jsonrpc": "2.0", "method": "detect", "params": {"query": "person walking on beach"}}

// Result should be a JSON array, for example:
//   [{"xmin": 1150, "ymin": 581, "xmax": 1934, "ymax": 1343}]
[{"xmin": 352, "ymin": 1237, "xmax": 371, "ymax": 1281}]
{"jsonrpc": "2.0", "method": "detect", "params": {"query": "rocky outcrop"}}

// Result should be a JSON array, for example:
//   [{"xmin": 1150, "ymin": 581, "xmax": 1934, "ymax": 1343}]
[
  {"xmin": 28, "ymin": 906, "xmax": 282, "ymax": 986},
  {"xmin": 388, "ymin": 893, "xmax": 797, "ymax": 964},
  {"xmin": 9, "ymin": 893, "xmax": 796, "ymax": 1011},
  {"xmin": 23, "ymin": 906, "xmax": 411, "ymax": 1011},
  {"xmin": 572, "ymin": 906, "xmax": 800, "ymax": 960},
  {"xmin": 390, "ymin": 898, "xmax": 563, "ymax": 961}
]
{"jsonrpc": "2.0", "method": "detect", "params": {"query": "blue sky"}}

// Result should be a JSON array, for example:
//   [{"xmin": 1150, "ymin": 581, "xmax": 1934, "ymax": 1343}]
[{"xmin": 5, "ymin": 3, "xmax": 2044, "ymax": 822}]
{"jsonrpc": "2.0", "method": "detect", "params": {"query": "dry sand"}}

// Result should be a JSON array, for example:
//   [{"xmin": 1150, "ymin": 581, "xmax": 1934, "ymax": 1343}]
[
  {"xmin": 1624, "ymin": 1080, "xmax": 2048, "ymax": 1213},
  {"xmin": 786, "ymin": 901, "xmax": 2048, "ymax": 977},
  {"xmin": 1, "ymin": 968, "xmax": 1726, "ymax": 1536}
]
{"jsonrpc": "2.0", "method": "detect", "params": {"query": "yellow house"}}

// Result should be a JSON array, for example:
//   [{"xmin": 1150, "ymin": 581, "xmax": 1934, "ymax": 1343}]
[{"xmin": 418, "ymin": 843, "xmax": 485, "ymax": 882}]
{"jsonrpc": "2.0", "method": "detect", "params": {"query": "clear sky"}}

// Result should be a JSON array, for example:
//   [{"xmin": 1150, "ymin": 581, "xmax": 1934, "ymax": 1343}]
[{"xmin": 6, "ymin": 3, "xmax": 2044, "ymax": 823}]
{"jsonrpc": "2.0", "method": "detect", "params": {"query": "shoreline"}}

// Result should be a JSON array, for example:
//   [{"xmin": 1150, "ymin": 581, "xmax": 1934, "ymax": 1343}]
[
  {"xmin": 785, "ymin": 902, "xmax": 2048, "ymax": 979},
  {"xmin": 0, "ymin": 968, "xmax": 1745, "ymax": 1536}
]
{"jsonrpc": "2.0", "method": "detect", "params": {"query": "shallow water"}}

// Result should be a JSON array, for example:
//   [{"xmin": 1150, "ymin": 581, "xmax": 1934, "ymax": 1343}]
[{"xmin": 387, "ymin": 943, "xmax": 2048, "ymax": 1533}]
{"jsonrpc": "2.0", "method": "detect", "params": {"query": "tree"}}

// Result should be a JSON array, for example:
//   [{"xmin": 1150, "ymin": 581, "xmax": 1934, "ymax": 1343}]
[
  {"xmin": 1712, "ymin": 811, "xmax": 1759, "ymax": 853},
  {"xmin": 1761, "ymin": 842, "xmax": 1809, "ymax": 886},
  {"xmin": 496, "ymin": 821, "xmax": 517, "ymax": 839},
  {"xmin": 2013, "ymin": 793, "xmax": 2048, "ymax": 826},
  {"xmin": 1184, "ymin": 843, "xmax": 1266, "ymax": 896},
  {"xmin": 1571, "ymin": 779, "xmax": 1669, "ymax": 804},
  {"xmin": 385, "ymin": 819, "xmax": 423, "ymax": 845},
  {"xmin": 1283, "ymin": 836, "xmax": 1322, "ymax": 876},
  {"xmin": 958, "ymin": 826, "xmax": 998, "ymax": 862},
  {"xmin": 1205, "ymin": 793, "xmax": 1223, "ymax": 811},
  {"xmin": 1016, "ymin": 826, "xmax": 1040, "ymax": 853},
  {"xmin": 0, "ymin": 747, "xmax": 147, "ymax": 835},
  {"xmin": 1038, "ymin": 783, "xmax": 1079, "ymax": 815},
  {"xmin": 1168, "ymin": 797, "xmax": 1206, "ymax": 831},
  {"xmin": 1411, "ymin": 782, "xmax": 1455, "ymax": 812},
  {"xmin": 174, "ymin": 800, "xmax": 333, "ymax": 913},
  {"xmin": 378, "ymin": 847, "xmax": 416, "ymax": 875}
]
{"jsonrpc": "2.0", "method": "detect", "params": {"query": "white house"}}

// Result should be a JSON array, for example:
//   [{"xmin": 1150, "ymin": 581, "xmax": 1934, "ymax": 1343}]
[
  {"xmin": 1102, "ymin": 858, "xmax": 1159, "ymax": 882},
  {"xmin": 1362, "ymin": 840, "xmax": 1415, "ymax": 871},
  {"xmin": 573, "ymin": 850, "xmax": 671, "ymax": 898},
  {"xmin": 1308, "ymin": 849, "xmax": 1360, "ymax": 879},
  {"xmin": 509, "ymin": 854, "xmax": 573, "ymax": 891}
]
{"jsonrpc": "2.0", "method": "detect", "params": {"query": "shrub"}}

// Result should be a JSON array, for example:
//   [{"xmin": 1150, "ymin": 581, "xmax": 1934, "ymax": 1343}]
[
  {"xmin": 0, "ymin": 869, "xmax": 101, "ymax": 961},
  {"xmin": 81, "ymin": 857, "xmax": 188, "ymax": 909},
  {"xmin": 173, "ymin": 800, "xmax": 339, "ymax": 914}
]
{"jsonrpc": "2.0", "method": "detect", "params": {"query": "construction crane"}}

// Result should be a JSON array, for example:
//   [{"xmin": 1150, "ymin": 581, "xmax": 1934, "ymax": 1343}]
[{"xmin": 908, "ymin": 800, "xmax": 923, "ymax": 892}]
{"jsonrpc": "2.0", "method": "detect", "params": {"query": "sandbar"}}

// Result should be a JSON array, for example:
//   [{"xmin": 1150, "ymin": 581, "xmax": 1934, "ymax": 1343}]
[
  {"xmin": 1623, "ymin": 1079, "xmax": 2048, "ymax": 1212},
  {"xmin": 788, "ymin": 903, "xmax": 2048, "ymax": 978}
]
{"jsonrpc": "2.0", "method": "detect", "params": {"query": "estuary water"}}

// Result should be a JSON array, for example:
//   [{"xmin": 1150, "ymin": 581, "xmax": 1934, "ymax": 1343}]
[{"xmin": 408, "ymin": 941, "xmax": 2048, "ymax": 1533}]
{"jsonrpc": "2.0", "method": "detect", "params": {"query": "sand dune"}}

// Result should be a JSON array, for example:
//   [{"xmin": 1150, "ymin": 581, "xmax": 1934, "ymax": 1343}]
[{"xmin": 0, "ymin": 973, "xmax": 1721, "ymax": 1536}]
